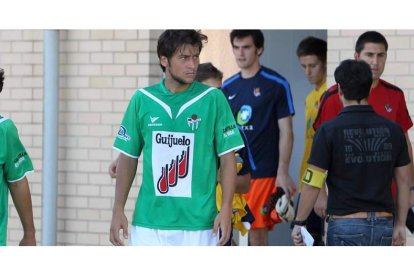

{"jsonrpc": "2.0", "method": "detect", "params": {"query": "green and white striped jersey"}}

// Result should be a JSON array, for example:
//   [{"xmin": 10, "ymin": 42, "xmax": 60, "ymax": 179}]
[
  {"xmin": 113, "ymin": 80, "xmax": 244, "ymax": 230},
  {"xmin": 0, "ymin": 116, "xmax": 34, "ymax": 245}
]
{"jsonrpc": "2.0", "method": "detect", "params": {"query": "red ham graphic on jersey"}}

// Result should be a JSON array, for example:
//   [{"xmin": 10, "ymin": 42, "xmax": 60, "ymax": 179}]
[{"xmin": 157, "ymin": 146, "xmax": 190, "ymax": 194}]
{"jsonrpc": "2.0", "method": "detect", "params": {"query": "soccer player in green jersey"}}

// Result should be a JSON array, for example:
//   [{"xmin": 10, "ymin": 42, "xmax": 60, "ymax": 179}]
[
  {"xmin": 109, "ymin": 30, "xmax": 244, "ymax": 246},
  {"xmin": 0, "ymin": 68, "xmax": 36, "ymax": 246}
]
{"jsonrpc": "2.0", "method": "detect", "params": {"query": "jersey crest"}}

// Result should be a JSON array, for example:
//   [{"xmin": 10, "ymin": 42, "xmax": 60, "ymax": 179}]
[{"xmin": 187, "ymin": 114, "xmax": 202, "ymax": 131}]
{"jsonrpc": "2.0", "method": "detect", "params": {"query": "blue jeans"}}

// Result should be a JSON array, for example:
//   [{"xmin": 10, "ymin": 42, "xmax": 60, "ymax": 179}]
[{"xmin": 327, "ymin": 214, "xmax": 393, "ymax": 246}]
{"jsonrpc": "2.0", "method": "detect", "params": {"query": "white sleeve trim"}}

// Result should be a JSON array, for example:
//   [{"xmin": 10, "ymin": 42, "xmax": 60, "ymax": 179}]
[
  {"xmin": 217, "ymin": 145, "xmax": 244, "ymax": 157},
  {"xmin": 0, "ymin": 117, "xmax": 9, "ymax": 124},
  {"xmin": 8, "ymin": 170, "xmax": 34, "ymax": 183},
  {"xmin": 112, "ymin": 146, "xmax": 139, "ymax": 159}
]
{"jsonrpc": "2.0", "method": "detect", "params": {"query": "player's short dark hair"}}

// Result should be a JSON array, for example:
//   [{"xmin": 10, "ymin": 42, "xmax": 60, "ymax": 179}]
[
  {"xmin": 296, "ymin": 36, "xmax": 327, "ymax": 64},
  {"xmin": 157, "ymin": 30, "xmax": 208, "ymax": 72},
  {"xmin": 334, "ymin": 59, "xmax": 372, "ymax": 103},
  {"xmin": 355, "ymin": 31, "xmax": 388, "ymax": 53},
  {"xmin": 230, "ymin": 30, "xmax": 264, "ymax": 50},
  {"xmin": 195, "ymin": 63, "xmax": 223, "ymax": 83}
]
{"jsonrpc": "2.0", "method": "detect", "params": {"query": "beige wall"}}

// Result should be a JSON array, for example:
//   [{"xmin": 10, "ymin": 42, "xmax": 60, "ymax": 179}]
[{"xmin": 200, "ymin": 30, "xmax": 239, "ymax": 81}]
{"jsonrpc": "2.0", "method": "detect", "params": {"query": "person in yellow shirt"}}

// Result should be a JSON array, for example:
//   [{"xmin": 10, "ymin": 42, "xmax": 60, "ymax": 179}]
[
  {"xmin": 196, "ymin": 63, "xmax": 255, "ymax": 245},
  {"xmin": 296, "ymin": 36, "xmax": 327, "ymax": 245}
]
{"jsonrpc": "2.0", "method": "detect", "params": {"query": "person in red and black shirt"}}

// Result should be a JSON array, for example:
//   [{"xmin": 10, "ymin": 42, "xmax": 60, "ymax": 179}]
[{"xmin": 313, "ymin": 31, "xmax": 414, "ymax": 214}]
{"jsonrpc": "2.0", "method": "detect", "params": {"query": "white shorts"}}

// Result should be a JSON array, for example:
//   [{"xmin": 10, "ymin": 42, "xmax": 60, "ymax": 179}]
[{"xmin": 129, "ymin": 226, "xmax": 219, "ymax": 246}]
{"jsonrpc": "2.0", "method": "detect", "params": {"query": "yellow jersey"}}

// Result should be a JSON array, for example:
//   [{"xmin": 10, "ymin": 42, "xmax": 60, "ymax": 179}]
[{"xmin": 299, "ymin": 82, "xmax": 327, "ymax": 190}]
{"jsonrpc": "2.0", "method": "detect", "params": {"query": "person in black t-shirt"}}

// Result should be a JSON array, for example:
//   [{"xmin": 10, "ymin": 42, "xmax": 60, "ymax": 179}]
[{"xmin": 291, "ymin": 59, "xmax": 411, "ymax": 246}]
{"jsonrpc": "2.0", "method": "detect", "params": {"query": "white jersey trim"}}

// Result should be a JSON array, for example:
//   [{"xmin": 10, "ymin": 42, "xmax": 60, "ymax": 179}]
[
  {"xmin": 176, "ymin": 87, "xmax": 214, "ymax": 118},
  {"xmin": 112, "ymin": 146, "xmax": 139, "ymax": 159},
  {"xmin": 139, "ymin": 88, "xmax": 173, "ymax": 119},
  {"xmin": 217, "ymin": 144, "xmax": 245, "ymax": 157},
  {"xmin": 0, "ymin": 117, "xmax": 9, "ymax": 124},
  {"xmin": 8, "ymin": 170, "xmax": 34, "ymax": 183}
]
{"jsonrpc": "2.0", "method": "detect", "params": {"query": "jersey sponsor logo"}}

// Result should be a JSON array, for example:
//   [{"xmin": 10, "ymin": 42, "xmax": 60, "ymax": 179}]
[
  {"xmin": 385, "ymin": 104, "xmax": 393, "ymax": 113},
  {"xmin": 155, "ymin": 133, "xmax": 191, "ymax": 147},
  {"xmin": 253, "ymin": 87, "xmax": 261, "ymax": 97},
  {"xmin": 152, "ymin": 131, "xmax": 194, "ymax": 197},
  {"xmin": 223, "ymin": 124, "xmax": 237, "ymax": 138},
  {"xmin": 14, "ymin": 152, "xmax": 28, "ymax": 168},
  {"xmin": 236, "ymin": 105, "xmax": 252, "ymax": 126},
  {"xmin": 187, "ymin": 114, "xmax": 201, "ymax": 131},
  {"xmin": 117, "ymin": 125, "xmax": 130, "ymax": 141},
  {"xmin": 150, "ymin": 116, "xmax": 159, "ymax": 123},
  {"xmin": 228, "ymin": 94, "xmax": 237, "ymax": 100},
  {"xmin": 148, "ymin": 115, "xmax": 163, "ymax": 127},
  {"xmin": 240, "ymin": 125, "xmax": 254, "ymax": 131},
  {"xmin": 157, "ymin": 146, "xmax": 190, "ymax": 194}
]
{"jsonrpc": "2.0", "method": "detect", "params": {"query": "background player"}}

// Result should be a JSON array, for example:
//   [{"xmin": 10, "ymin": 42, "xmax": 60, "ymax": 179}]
[
  {"xmin": 222, "ymin": 30, "xmax": 296, "ymax": 245},
  {"xmin": 0, "ymin": 68, "xmax": 36, "ymax": 246}
]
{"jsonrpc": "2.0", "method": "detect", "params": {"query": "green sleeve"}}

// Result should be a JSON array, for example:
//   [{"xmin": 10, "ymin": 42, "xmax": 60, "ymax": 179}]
[
  {"xmin": 113, "ymin": 92, "xmax": 143, "ymax": 158},
  {"xmin": 3, "ymin": 119, "xmax": 34, "ymax": 183},
  {"xmin": 214, "ymin": 89, "xmax": 244, "ymax": 156}
]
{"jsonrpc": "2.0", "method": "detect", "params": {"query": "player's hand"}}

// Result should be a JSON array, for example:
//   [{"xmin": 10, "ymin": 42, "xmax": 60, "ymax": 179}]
[
  {"xmin": 19, "ymin": 232, "xmax": 36, "ymax": 246},
  {"xmin": 276, "ymin": 173, "xmax": 297, "ymax": 199},
  {"xmin": 110, "ymin": 210, "xmax": 129, "ymax": 246},
  {"xmin": 213, "ymin": 207, "xmax": 232, "ymax": 246},
  {"xmin": 291, "ymin": 225, "xmax": 305, "ymax": 246},
  {"xmin": 392, "ymin": 224, "xmax": 406, "ymax": 246},
  {"xmin": 314, "ymin": 189, "xmax": 327, "ymax": 218},
  {"xmin": 108, "ymin": 159, "xmax": 118, "ymax": 179}
]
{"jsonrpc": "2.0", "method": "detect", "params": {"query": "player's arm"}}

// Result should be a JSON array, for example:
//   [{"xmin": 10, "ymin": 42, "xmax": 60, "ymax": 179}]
[
  {"xmin": 291, "ymin": 165, "xmax": 326, "ymax": 246},
  {"xmin": 110, "ymin": 153, "xmax": 137, "ymax": 246},
  {"xmin": 235, "ymin": 151, "xmax": 251, "ymax": 193},
  {"xmin": 214, "ymin": 151, "xmax": 237, "ymax": 245},
  {"xmin": 393, "ymin": 163, "xmax": 411, "ymax": 245},
  {"xmin": 277, "ymin": 116, "xmax": 296, "ymax": 198},
  {"xmin": 108, "ymin": 154, "xmax": 120, "ymax": 179},
  {"xmin": 404, "ymin": 133, "xmax": 414, "ymax": 198},
  {"xmin": 235, "ymin": 173, "xmax": 250, "ymax": 194},
  {"xmin": 296, "ymin": 165, "xmax": 327, "ymax": 221},
  {"xmin": 9, "ymin": 176, "xmax": 36, "ymax": 246},
  {"xmin": 313, "ymin": 184, "xmax": 328, "ymax": 218},
  {"xmin": 312, "ymin": 94, "xmax": 337, "ymax": 216}
]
